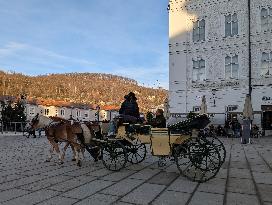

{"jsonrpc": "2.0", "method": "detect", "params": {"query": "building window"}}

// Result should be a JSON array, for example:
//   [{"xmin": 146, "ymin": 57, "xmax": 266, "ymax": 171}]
[
  {"xmin": 76, "ymin": 110, "xmax": 81, "ymax": 117},
  {"xmin": 84, "ymin": 112, "xmax": 89, "ymax": 118},
  {"xmin": 261, "ymin": 7, "xmax": 272, "ymax": 32},
  {"xmin": 192, "ymin": 59, "xmax": 205, "ymax": 81},
  {"xmin": 225, "ymin": 13, "xmax": 238, "ymax": 37},
  {"xmin": 261, "ymin": 52, "xmax": 272, "ymax": 76},
  {"xmin": 60, "ymin": 109, "xmax": 65, "ymax": 116},
  {"xmin": 29, "ymin": 107, "xmax": 35, "ymax": 116},
  {"xmin": 45, "ymin": 109, "xmax": 49, "ymax": 116},
  {"xmin": 193, "ymin": 106, "xmax": 201, "ymax": 112},
  {"xmin": 225, "ymin": 55, "xmax": 239, "ymax": 79},
  {"xmin": 193, "ymin": 19, "xmax": 205, "ymax": 42},
  {"xmin": 226, "ymin": 105, "xmax": 238, "ymax": 112}
]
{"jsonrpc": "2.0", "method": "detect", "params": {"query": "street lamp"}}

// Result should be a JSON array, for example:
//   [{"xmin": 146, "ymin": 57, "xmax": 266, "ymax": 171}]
[
  {"xmin": 96, "ymin": 105, "xmax": 100, "ymax": 121},
  {"xmin": 69, "ymin": 106, "xmax": 74, "ymax": 120}
]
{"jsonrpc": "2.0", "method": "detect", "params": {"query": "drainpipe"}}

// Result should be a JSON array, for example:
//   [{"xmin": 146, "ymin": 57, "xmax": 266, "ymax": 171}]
[{"xmin": 248, "ymin": 0, "xmax": 252, "ymax": 97}]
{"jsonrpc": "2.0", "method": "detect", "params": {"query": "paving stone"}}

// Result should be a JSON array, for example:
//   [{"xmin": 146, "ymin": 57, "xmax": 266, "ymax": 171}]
[
  {"xmin": 164, "ymin": 164, "xmax": 180, "ymax": 173},
  {"xmin": 167, "ymin": 177, "xmax": 198, "ymax": 194},
  {"xmin": 62, "ymin": 179, "xmax": 113, "ymax": 199},
  {"xmin": 250, "ymin": 164, "xmax": 271, "ymax": 173},
  {"xmin": 229, "ymin": 168, "xmax": 251, "ymax": 179},
  {"xmin": 189, "ymin": 192, "xmax": 224, "ymax": 205},
  {"xmin": 129, "ymin": 168, "xmax": 160, "ymax": 180},
  {"xmin": 0, "ymin": 188, "xmax": 30, "ymax": 203},
  {"xmin": 253, "ymin": 172, "xmax": 272, "ymax": 184},
  {"xmin": 100, "ymin": 178, "xmax": 144, "ymax": 196},
  {"xmin": 257, "ymin": 184, "xmax": 272, "ymax": 202},
  {"xmin": 230, "ymin": 161, "xmax": 248, "ymax": 169},
  {"xmin": 86, "ymin": 168, "xmax": 113, "ymax": 177},
  {"xmin": 121, "ymin": 183, "xmax": 165, "ymax": 205},
  {"xmin": 215, "ymin": 168, "xmax": 228, "ymax": 179},
  {"xmin": 228, "ymin": 178, "xmax": 256, "ymax": 194},
  {"xmin": 36, "ymin": 196, "xmax": 78, "ymax": 205},
  {"xmin": 152, "ymin": 190, "xmax": 190, "ymax": 205},
  {"xmin": 74, "ymin": 193, "xmax": 119, "ymax": 205},
  {"xmin": 0, "ymin": 174, "xmax": 49, "ymax": 190},
  {"xmin": 113, "ymin": 202, "xmax": 133, "ymax": 205},
  {"xmin": 198, "ymin": 178, "xmax": 226, "ymax": 195},
  {"xmin": 62, "ymin": 167, "xmax": 96, "ymax": 177},
  {"xmin": 148, "ymin": 171, "xmax": 178, "ymax": 186},
  {"xmin": 2, "ymin": 189, "xmax": 59, "ymax": 205},
  {"xmin": 126, "ymin": 163, "xmax": 150, "ymax": 171},
  {"xmin": 19, "ymin": 175, "xmax": 72, "ymax": 191},
  {"xmin": 101, "ymin": 170, "xmax": 136, "ymax": 182},
  {"xmin": 226, "ymin": 192, "xmax": 260, "ymax": 205},
  {"xmin": 48, "ymin": 177, "xmax": 93, "ymax": 192}
]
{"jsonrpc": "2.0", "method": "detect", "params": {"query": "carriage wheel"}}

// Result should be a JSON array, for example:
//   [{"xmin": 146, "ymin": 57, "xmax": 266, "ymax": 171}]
[
  {"xmin": 204, "ymin": 136, "xmax": 226, "ymax": 165},
  {"xmin": 101, "ymin": 141, "xmax": 127, "ymax": 171},
  {"xmin": 126, "ymin": 139, "xmax": 147, "ymax": 164},
  {"xmin": 174, "ymin": 138, "xmax": 221, "ymax": 183}
]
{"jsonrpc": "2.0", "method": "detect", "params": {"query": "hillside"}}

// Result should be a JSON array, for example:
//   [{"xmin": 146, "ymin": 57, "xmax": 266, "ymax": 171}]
[{"xmin": 0, "ymin": 71, "xmax": 167, "ymax": 112}]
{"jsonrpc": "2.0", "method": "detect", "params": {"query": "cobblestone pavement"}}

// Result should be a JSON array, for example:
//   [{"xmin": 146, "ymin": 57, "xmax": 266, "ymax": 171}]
[{"xmin": 0, "ymin": 134, "xmax": 271, "ymax": 205}]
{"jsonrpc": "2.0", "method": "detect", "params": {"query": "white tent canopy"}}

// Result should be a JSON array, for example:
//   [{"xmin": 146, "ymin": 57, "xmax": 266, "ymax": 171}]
[
  {"xmin": 243, "ymin": 94, "xmax": 253, "ymax": 120},
  {"xmin": 200, "ymin": 95, "xmax": 207, "ymax": 114}
]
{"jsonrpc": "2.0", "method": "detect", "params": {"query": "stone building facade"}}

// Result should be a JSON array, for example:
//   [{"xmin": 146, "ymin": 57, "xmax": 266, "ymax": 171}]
[{"xmin": 169, "ymin": 0, "xmax": 272, "ymax": 132}]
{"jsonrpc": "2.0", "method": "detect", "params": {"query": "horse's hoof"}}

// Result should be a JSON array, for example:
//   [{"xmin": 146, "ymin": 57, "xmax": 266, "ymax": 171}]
[
  {"xmin": 58, "ymin": 161, "xmax": 64, "ymax": 165},
  {"xmin": 72, "ymin": 158, "xmax": 76, "ymax": 161},
  {"xmin": 77, "ymin": 160, "xmax": 82, "ymax": 167}
]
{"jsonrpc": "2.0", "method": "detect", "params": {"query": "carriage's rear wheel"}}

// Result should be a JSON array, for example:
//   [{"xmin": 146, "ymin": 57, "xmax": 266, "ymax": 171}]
[
  {"xmin": 125, "ymin": 138, "xmax": 147, "ymax": 164},
  {"xmin": 101, "ymin": 141, "xmax": 127, "ymax": 171},
  {"xmin": 174, "ymin": 137, "xmax": 221, "ymax": 183},
  {"xmin": 204, "ymin": 136, "xmax": 226, "ymax": 165}
]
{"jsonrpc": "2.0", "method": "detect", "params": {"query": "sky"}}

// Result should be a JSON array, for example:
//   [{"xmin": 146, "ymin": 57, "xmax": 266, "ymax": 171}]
[{"xmin": 0, "ymin": 0, "xmax": 169, "ymax": 88}]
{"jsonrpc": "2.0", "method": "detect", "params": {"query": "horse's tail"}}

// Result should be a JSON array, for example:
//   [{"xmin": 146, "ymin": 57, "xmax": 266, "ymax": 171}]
[{"xmin": 80, "ymin": 124, "xmax": 92, "ymax": 144}]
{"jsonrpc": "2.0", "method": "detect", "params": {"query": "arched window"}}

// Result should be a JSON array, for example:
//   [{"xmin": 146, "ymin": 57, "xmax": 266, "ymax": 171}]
[
  {"xmin": 225, "ymin": 55, "xmax": 239, "ymax": 79},
  {"xmin": 261, "ymin": 8, "xmax": 272, "ymax": 32},
  {"xmin": 261, "ymin": 52, "xmax": 272, "ymax": 76},
  {"xmin": 225, "ymin": 13, "xmax": 238, "ymax": 37},
  {"xmin": 192, "ymin": 59, "xmax": 205, "ymax": 81},
  {"xmin": 193, "ymin": 19, "xmax": 205, "ymax": 42}
]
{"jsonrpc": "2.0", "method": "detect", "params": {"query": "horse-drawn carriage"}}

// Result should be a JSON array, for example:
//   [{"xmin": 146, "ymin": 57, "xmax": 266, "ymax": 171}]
[
  {"xmin": 92, "ymin": 114, "xmax": 226, "ymax": 183},
  {"xmin": 30, "ymin": 114, "xmax": 225, "ymax": 183}
]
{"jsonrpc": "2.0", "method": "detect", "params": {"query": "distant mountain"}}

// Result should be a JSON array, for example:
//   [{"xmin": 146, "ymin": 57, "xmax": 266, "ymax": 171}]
[{"xmin": 0, "ymin": 71, "xmax": 167, "ymax": 112}]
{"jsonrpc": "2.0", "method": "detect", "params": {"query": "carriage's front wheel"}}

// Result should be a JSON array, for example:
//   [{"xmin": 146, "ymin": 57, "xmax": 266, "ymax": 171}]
[
  {"xmin": 101, "ymin": 140, "xmax": 127, "ymax": 171},
  {"xmin": 174, "ymin": 138, "xmax": 221, "ymax": 183},
  {"xmin": 126, "ymin": 139, "xmax": 147, "ymax": 164}
]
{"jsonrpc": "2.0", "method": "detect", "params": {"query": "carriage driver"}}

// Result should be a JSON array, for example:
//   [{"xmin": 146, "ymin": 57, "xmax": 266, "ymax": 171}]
[{"xmin": 108, "ymin": 92, "xmax": 142, "ymax": 136}]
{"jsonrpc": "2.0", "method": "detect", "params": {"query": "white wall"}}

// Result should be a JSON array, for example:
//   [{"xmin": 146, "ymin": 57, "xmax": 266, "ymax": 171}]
[{"xmin": 169, "ymin": 0, "xmax": 272, "ymax": 126}]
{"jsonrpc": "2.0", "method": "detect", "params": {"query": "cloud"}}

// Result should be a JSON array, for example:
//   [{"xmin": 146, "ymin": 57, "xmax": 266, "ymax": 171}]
[
  {"xmin": 0, "ymin": 42, "xmax": 26, "ymax": 56},
  {"xmin": 0, "ymin": 42, "xmax": 96, "ymax": 70}
]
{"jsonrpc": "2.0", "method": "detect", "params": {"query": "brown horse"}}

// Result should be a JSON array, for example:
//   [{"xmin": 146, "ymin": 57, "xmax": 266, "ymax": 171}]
[
  {"xmin": 49, "ymin": 116, "xmax": 85, "ymax": 161},
  {"xmin": 30, "ymin": 114, "xmax": 86, "ymax": 166}
]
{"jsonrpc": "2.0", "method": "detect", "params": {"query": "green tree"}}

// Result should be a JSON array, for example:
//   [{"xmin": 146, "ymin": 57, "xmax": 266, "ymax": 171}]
[{"xmin": 1, "ymin": 100, "xmax": 26, "ymax": 123}]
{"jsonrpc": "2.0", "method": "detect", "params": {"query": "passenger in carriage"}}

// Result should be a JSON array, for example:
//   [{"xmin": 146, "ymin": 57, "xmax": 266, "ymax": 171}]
[{"xmin": 147, "ymin": 109, "xmax": 166, "ymax": 128}]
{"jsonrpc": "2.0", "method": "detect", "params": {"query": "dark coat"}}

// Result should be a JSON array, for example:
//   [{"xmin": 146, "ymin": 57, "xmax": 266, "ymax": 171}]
[
  {"xmin": 119, "ymin": 99, "xmax": 140, "ymax": 118},
  {"xmin": 149, "ymin": 115, "xmax": 166, "ymax": 128}
]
